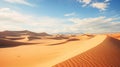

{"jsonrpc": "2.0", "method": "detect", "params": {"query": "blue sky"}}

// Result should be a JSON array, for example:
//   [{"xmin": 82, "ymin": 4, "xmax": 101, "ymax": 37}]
[{"xmin": 0, "ymin": 0, "xmax": 120, "ymax": 33}]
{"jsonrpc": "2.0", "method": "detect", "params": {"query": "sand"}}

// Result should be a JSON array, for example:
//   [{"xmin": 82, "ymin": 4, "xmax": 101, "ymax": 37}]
[
  {"xmin": 0, "ymin": 32, "xmax": 120, "ymax": 67},
  {"xmin": 54, "ymin": 35, "xmax": 120, "ymax": 67},
  {"xmin": 108, "ymin": 33, "xmax": 120, "ymax": 40}
]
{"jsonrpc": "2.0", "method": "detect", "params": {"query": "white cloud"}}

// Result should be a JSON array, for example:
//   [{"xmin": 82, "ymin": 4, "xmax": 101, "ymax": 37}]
[
  {"xmin": 76, "ymin": 0, "xmax": 110, "ymax": 11},
  {"xmin": 0, "ymin": 7, "xmax": 69, "ymax": 33},
  {"xmin": 0, "ymin": 24, "xmax": 24, "ymax": 31},
  {"xmin": 91, "ymin": 2, "xmax": 108, "ymax": 11},
  {"xmin": 77, "ymin": 0, "xmax": 91, "ymax": 7},
  {"xmin": 0, "ymin": 8, "xmax": 32, "ymax": 22},
  {"xmin": 69, "ymin": 16, "xmax": 105, "ymax": 24},
  {"xmin": 4, "ymin": 0, "xmax": 34, "ymax": 7},
  {"xmin": 104, "ymin": 0, "xmax": 110, "ymax": 2},
  {"xmin": 64, "ymin": 12, "xmax": 76, "ymax": 17},
  {"xmin": 68, "ymin": 16, "xmax": 120, "ymax": 33},
  {"xmin": 0, "ymin": 7, "xmax": 120, "ymax": 33}
]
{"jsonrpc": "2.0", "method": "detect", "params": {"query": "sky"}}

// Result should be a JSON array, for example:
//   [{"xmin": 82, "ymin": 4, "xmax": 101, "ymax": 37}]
[{"xmin": 0, "ymin": 0, "xmax": 120, "ymax": 33}]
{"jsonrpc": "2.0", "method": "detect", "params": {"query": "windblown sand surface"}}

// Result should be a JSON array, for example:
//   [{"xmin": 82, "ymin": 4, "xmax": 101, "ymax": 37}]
[
  {"xmin": 108, "ymin": 33, "xmax": 120, "ymax": 40},
  {"xmin": 54, "ymin": 35, "xmax": 120, "ymax": 67},
  {"xmin": 0, "ymin": 32, "xmax": 120, "ymax": 67}
]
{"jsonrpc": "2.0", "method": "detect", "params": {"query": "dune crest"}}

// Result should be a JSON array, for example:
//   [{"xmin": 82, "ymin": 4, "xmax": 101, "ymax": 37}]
[
  {"xmin": 0, "ymin": 31, "xmax": 120, "ymax": 67},
  {"xmin": 54, "ymin": 36, "xmax": 120, "ymax": 67},
  {"xmin": 35, "ymin": 35, "xmax": 107, "ymax": 67}
]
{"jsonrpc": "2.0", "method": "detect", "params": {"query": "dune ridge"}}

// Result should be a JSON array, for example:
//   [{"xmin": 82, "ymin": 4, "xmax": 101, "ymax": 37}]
[
  {"xmin": 35, "ymin": 35, "xmax": 107, "ymax": 67},
  {"xmin": 54, "ymin": 36, "xmax": 120, "ymax": 67},
  {"xmin": 0, "ymin": 32, "xmax": 120, "ymax": 67}
]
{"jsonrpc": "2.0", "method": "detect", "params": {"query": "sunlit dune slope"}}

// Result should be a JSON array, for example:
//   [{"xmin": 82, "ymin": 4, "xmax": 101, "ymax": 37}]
[
  {"xmin": 0, "ymin": 35, "xmax": 105, "ymax": 67},
  {"xmin": 54, "ymin": 36, "xmax": 120, "ymax": 67},
  {"xmin": 0, "ymin": 34, "xmax": 120, "ymax": 67}
]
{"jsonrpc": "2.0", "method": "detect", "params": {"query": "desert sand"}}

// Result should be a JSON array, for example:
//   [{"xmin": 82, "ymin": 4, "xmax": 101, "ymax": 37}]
[
  {"xmin": 0, "ymin": 31, "xmax": 120, "ymax": 67},
  {"xmin": 54, "ymin": 35, "xmax": 120, "ymax": 67}
]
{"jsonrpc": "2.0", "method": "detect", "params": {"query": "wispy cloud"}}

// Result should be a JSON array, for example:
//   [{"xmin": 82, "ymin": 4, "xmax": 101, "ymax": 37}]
[
  {"xmin": 76, "ymin": 0, "xmax": 110, "ymax": 11},
  {"xmin": 4, "ymin": 0, "xmax": 34, "ymax": 7},
  {"xmin": 77, "ymin": 0, "xmax": 91, "ymax": 7},
  {"xmin": 68, "ymin": 16, "xmax": 120, "ymax": 33},
  {"xmin": 104, "ymin": 0, "xmax": 110, "ymax": 2},
  {"xmin": 0, "ymin": 7, "xmax": 120, "ymax": 33},
  {"xmin": 0, "ymin": 7, "xmax": 68, "ymax": 33},
  {"xmin": 91, "ymin": 2, "xmax": 109, "ymax": 11},
  {"xmin": 64, "ymin": 12, "xmax": 76, "ymax": 17},
  {"xmin": 0, "ymin": 8, "xmax": 32, "ymax": 22}
]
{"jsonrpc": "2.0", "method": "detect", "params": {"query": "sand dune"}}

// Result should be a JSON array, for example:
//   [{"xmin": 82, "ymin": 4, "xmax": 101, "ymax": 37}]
[
  {"xmin": 0, "ymin": 32, "xmax": 120, "ymax": 67},
  {"xmin": 108, "ymin": 33, "xmax": 120, "ymax": 40},
  {"xmin": 35, "ymin": 35, "xmax": 107, "ymax": 67},
  {"xmin": 0, "ymin": 38, "xmax": 35, "ymax": 48},
  {"xmin": 54, "ymin": 36, "xmax": 120, "ymax": 67},
  {"xmin": 0, "ymin": 34, "xmax": 105, "ymax": 67},
  {"xmin": 5, "ymin": 36, "xmax": 25, "ymax": 40},
  {"xmin": 76, "ymin": 34, "xmax": 95, "ymax": 40},
  {"xmin": 0, "ymin": 30, "xmax": 50, "ymax": 40}
]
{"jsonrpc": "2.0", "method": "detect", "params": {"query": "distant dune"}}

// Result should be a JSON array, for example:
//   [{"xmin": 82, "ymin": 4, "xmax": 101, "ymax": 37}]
[
  {"xmin": 0, "ymin": 38, "xmax": 35, "ymax": 48},
  {"xmin": 0, "ymin": 30, "xmax": 51, "ymax": 39},
  {"xmin": 54, "ymin": 36, "xmax": 120, "ymax": 67}
]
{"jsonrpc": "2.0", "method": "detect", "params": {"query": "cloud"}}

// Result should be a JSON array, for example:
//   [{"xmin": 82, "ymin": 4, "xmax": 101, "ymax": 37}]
[
  {"xmin": 0, "ymin": 8, "xmax": 32, "ymax": 22},
  {"xmin": 68, "ymin": 16, "xmax": 106, "ymax": 26},
  {"xmin": 0, "ymin": 24, "xmax": 24, "ymax": 31},
  {"xmin": 0, "ymin": 7, "xmax": 120, "ymax": 33},
  {"xmin": 64, "ymin": 12, "xmax": 76, "ymax": 17},
  {"xmin": 76, "ymin": 0, "xmax": 110, "ymax": 11},
  {"xmin": 0, "ymin": 7, "xmax": 69, "ymax": 33},
  {"xmin": 4, "ymin": 0, "xmax": 34, "ymax": 7},
  {"xmin": 77, "ymin": 0, "xmax": 91, "ymax": 7},
  {"xmin": 104, "ymin": 0, "xmax": 110, "ymax": 2},
  {"xmin": 91, "ymin": 2, "xmax": 109, "ymax": 11},
  {"xmin": 68, "ymin": 16, "xmax": 120, "ymax": 33}
]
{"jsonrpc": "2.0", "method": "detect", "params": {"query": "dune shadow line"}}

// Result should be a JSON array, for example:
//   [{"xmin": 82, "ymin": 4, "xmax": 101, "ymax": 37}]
[{"xmin": 48, "ymin": 38, "xmax": 80, "ymax": 46}]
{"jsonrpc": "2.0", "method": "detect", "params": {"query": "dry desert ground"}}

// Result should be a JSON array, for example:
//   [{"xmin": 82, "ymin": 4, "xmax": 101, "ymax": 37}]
[{"xmin": 0, "ymin": 31, "xmax": 120, "ymax": 67}]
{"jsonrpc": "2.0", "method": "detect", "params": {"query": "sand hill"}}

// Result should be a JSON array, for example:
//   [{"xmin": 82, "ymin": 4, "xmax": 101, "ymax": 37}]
[
  {"xmin": 0, "ymin": 31, "xmax": 120, "ymax": 67},
  {"xmin": 0, "ymin": 38, "xmax": 35, "ymax": 48},
  {"xmin": 54, "ymin": 36, "xmax": 120, "ymax": 67},
  {"xmin": 108, "ymin": 33, "xmax": 120, "ymax": 40},
  {"xmin": 0, "ymin": 30, "xmax": 50, "ymax": 39}
]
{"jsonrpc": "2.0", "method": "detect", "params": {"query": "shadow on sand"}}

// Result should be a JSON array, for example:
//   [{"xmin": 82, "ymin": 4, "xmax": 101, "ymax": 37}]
[
  {"xmin": 48, "ymin": 38, "xmax": 80, "ymax": 46},
  {"xmin": 0, "ymin": 39, "xmax": 38, "ymax": 48}
]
